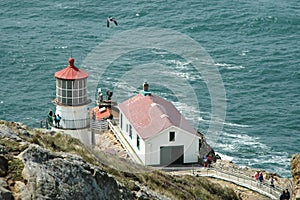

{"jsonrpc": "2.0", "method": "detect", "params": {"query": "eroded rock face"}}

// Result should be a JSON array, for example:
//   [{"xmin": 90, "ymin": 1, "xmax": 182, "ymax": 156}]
[
  {"xmin": 0, "ymin": 156, "xmax": 8, "ymax": 177},
  {"xmin": 17, "ymin": 145, "xmax": 134, "ymax": 200},
  {"xmin": 291, "ymin": 154, "xmax": 300, "ymax": 200},
  {"xmin": 0, "ymin": 178, "xmax": 12, "ymax": 200}
]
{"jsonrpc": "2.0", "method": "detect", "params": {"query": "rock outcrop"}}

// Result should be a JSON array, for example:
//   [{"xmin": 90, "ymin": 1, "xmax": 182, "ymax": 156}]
[
  {"xmin": 0, "ymin": 120, "xmax": 244, "ymax": 200},
  {"xmin": 16, "ymin": 144, "xmax": 133, "ymax": 200},
  {"xmin": 291, "ymin": 154, "xmax": 300, "ymax": 200},
  {"xmin": 0, "ymin": 121, "xmax": 133, "ymax": 200}
]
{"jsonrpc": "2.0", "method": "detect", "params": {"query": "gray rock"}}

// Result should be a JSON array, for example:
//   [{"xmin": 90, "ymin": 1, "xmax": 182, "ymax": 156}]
[
  {"xmin": 0, "ymin": 156, "xmax": 8, "ymax": 177},
  {"xmin": 17, "ymin": 145, "xmax": 135, "ymax": 200},
  {"xmin": 0, "ymin": 178, "xmax": 9, "ymax": 189},
  {"xmin": 0, "ymin": 186, "xmax": 13, "ymax": 200},
  {"xmin": 0, "ymin": 145, "xmax": 8, "ymax": 155},
  {"xmin": 0, "ymin": 124, "xmax": 24, "ymax": 142}
]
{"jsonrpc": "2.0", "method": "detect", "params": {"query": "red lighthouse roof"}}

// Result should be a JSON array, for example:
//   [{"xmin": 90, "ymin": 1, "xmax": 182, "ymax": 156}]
[{"xmin": 55, "ymin": 58, "xmax": 89, "ymax": 80}]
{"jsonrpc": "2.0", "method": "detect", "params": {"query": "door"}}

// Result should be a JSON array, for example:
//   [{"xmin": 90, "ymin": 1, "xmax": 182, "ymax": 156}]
[{"xmin": 160, "ymin": 145, "xmax": 184, "ymax": 166}]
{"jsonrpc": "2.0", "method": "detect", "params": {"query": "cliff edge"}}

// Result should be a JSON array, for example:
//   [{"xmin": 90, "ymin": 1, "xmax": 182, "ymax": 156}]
[
  {"xmin": 291, "ymin": 154, "xmax": 300, "ymax": 200},
  {"xmin": 0, "ymin": 120, "xmax": 240, "ymax": 200}
]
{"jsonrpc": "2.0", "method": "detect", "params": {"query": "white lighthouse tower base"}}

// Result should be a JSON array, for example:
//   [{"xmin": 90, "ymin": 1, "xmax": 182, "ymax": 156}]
[{"xmin": 55, "ymin": 105, "xmax": 90, "ymax": 129}]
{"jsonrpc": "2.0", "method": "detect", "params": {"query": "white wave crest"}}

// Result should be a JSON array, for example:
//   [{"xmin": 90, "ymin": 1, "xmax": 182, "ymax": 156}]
[
  {"xmin": 215, "ymin": 63, "xmax": 245, "ymax": 70},
  {"xmin": 222, "ymin": 121, "xmax": 250, "ymax": 128},
  {"xmin": 215, "ymin": 152, "xmax": 234, "ymax": 161}
]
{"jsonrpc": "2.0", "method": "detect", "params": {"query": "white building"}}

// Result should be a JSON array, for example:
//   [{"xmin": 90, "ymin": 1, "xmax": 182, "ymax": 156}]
[
  {"xmin": 118, "ymin": 83, "xmax": 201, "ymax": 166},
  {"xmin": 52, "ymin": 57, "xmax": 93, "ymax": 145}
]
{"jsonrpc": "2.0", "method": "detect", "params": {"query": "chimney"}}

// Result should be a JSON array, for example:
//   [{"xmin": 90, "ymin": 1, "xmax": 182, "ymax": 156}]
[
  {"xmin": 143, "ymin": 82, "xmax": 149, "ymax": 91},
  {"xmin": 142, "ymin": 82, "xmax": 151, "ymax": 96}
]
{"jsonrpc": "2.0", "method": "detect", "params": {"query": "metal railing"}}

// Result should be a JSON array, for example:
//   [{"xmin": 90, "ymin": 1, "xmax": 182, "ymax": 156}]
[
  {"xmin": 90, "ymin": 119, "xmax": 108, "ymax": 132},
  {"xmin": 198, "ymin": 166, "xmax": 288, "ymax": 199},
  {"xmin": 42, "ymin": 117, "xmax": 90, "ymax": 130}
]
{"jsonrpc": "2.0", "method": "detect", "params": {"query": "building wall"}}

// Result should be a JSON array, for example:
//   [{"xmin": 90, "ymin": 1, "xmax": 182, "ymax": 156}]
[
  {"xmin": 119, "ymin": 112, "xmax": 199, "ymax": 166},
  {"xmin": 56, "ymin": 105, "xmax": 90, "ymax": 129},
  {"xmin": 145, "ymin": 126, "xmax": 199, "ymax": 165},
  {"xmin": 119, "ymin": 112, "xmax": 146, "ymax": 164}
]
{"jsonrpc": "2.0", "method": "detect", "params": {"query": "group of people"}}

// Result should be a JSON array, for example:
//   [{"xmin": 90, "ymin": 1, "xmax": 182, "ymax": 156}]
[
  {"xmin": 254, "ymin": 171, "xmax": 291, "ymax": 199},
  {"xmin": 254, "ymin": 171, "xmax": 264, "ymax": 186},
  {"xmin": 48, "ymin": 110, "xmax": 62, "ymax": 128},
  {"xmin": 203, "ymin": 154, "xmax": 212, "ymax": 168}
]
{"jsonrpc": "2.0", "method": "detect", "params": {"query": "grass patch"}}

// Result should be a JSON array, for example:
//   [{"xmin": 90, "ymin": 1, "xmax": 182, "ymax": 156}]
[
  {"xmin": 7, "ymin": 157, "xmax": 24, "ymax": 182},
  {"xmin": 0, "ymin": 137, "xmax": 28, "ymax": 153}
]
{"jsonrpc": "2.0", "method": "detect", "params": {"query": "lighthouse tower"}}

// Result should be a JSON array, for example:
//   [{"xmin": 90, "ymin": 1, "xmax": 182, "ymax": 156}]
[{"xmin": 53, "ymin": 57, "xmax": 93, "ymax": 144}]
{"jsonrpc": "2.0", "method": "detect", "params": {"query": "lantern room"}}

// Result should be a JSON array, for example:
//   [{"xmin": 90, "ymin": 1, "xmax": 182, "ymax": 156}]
[{"xmin": 53, "ymin": 57, "xmax": 91, "ymax": 130}]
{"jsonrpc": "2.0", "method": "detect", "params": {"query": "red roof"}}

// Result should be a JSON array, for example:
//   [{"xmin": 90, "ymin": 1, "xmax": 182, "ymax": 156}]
[
  {"xmin": 55, "ymin": 58, "xmax": 89, "ymax": 80},
  {"xmin": 118, "ymin": 93, "xmax": 199, "ymax": 140},
  {"xmin": 90, "ymin": 106, "xmax": 111, "ymax": 120}
]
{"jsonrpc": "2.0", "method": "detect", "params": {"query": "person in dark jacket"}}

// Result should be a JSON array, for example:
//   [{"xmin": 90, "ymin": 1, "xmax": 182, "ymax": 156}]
[
  {"xmin": 284, "ymin": 189, "xmax": 290, "ymax": 200},
  {"xmin": 56, "ymin": 114, "xmax": 61, "ymax": 128},
  {"xmin": 280, "ymin": 190, "xmax": 286, "ymax": 200},
  {"xmin": 258, "ymin": 172, "xmax": 264, "ymax": 186}
]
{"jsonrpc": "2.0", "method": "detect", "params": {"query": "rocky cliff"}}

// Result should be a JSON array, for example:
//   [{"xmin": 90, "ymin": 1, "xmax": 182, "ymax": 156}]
[
  {"xmin": 291, "ymin": 154, "xmax": 300, "ymax": 200},
  {"xmin": 0, "ymin": 120, "xmax": 241, "ymax": 200}
]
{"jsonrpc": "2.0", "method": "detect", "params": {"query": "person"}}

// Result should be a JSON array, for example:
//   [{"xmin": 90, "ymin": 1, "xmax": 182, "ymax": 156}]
[
  {"xmin": 280, "ymin": 190, "xmax": 286, "ymax": 200},
  {"xmin": 254, "ymin": 171, "xmax": 260, "ymax": 186},
  {"xmin": 207, "ymin": 154, "xmax": 212, "ymax": 168},
  {"xmin": 269, "ymin": 176, "xmax": 275, "ymax": 193},
  {"xmin": 284, "ymin": 189, "xmax": 290, "ymax": 200},
  {"xmin": 48, "ymin": 110, "xmax": 53, "ymax": 126},
  {"xmin": 258, "ymin": 172, "xmax": 264, "ymax": 186},
  {"xmin": 56, "ymin": 114, "xmax": 61, "ymax": 128},
  {"xmin": 203, "ymin": 155, "xmax": 207, "ymax": 167}
]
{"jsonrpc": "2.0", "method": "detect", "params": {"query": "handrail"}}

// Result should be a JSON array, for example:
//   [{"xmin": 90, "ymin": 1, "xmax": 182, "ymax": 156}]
[
  {"xmin": 199, "ymin": 166, "xmax": 287, "ymax": 199},
  {"xmin": 161, "ymin": 165, "xmax": 287, "ymax": 199},
  {"xmin": 107, "ymin": 120, "xmax": 143, "ymax": 165}
]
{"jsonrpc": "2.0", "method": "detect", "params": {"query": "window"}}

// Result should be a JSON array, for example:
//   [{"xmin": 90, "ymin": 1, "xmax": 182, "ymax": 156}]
[
  {"xmin": 120, "ymin": 114, "xmax": 123, "ymax": 129},
  {"xmin": 56, "ymin": 78, "xmax": 88, "ymax": 105},
  {"xmin": 67, "ymin": 81, "xmax": 72, "ymax": 89},
  {"xmin": 137, "ymin": 135, "xmax": 140, "ymax": 150},
  {"xmin": 126, "ymin": 124, "xmax": 128, "ymax": 133},
  {"xmin": 169, "ymin": 131, "xmax": 175, "ymax": 142},
  {"xmin": 129, "ymin": 125, "xmax": 132, "ymax": 139},
  {"xmin": 67, "ymin": 91, "xmax": 72, "ymax": 97}
]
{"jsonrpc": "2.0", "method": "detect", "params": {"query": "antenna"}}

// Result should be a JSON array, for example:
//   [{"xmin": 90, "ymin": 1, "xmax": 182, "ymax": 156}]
[{"xmin": 70, "ymin": 47, "xmax": 72, "ymax": 58}]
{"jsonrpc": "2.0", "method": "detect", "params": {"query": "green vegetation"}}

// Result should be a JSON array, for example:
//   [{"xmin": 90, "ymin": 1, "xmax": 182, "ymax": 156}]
[
  {"xmin": 0, "ymin": 137, "xmax": 27, "ymax": 153},
  {"xmin": 7, "ymin": 158, "xmax": 24, "ymax": 181}
]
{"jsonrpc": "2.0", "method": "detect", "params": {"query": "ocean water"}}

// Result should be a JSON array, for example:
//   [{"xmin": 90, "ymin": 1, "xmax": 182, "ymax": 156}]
[{"xmin": 0, "ymin": 0, "xmax": 299, "ymax": 177}]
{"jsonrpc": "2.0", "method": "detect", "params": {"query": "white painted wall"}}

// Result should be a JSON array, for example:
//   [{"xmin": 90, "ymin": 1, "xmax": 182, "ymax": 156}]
[
  {"xmin": 145, "ymin": 126, "xmax": 199, "ymax": 165},
  {"xmin": 119, "ymin": 112, "xmax": 146, "ymax": 164},
  {"xmin": 55, "ymin": 105, "xmax": 90, "ymax": 129},
  {"xmin": 119, "ymin": 111, "xmax": 199, "ymax": 166}
]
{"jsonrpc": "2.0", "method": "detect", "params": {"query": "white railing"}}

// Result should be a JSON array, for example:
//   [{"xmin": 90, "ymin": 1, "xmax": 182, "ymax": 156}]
[
  {"xmin": 107, "ymin": 120, "xmax": 143, "ymax": 164},
  {"xmin": 198, "ymin": 166, "xmax": 286, "ymax": 200},
  {"xmin": 162, "ymin": 165, "xmax": 290, "ymax": 200}
]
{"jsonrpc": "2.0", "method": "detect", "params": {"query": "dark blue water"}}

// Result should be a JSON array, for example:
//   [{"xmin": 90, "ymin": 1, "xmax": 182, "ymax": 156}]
[{"xmin": 1, "ymin": 0, "xmax": 299, "ymax": 177}]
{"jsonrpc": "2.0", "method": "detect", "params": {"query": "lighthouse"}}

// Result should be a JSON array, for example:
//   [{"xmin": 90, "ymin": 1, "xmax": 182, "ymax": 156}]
[{"xmin": 52, "ymin": 57, "xmax": 93, "ymax": 144}]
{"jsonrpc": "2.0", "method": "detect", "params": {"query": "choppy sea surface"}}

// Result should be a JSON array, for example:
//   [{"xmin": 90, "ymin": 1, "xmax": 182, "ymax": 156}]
[{"xmin": 1, "ymin": 0, "xmax": 299, "ymax": 177}]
